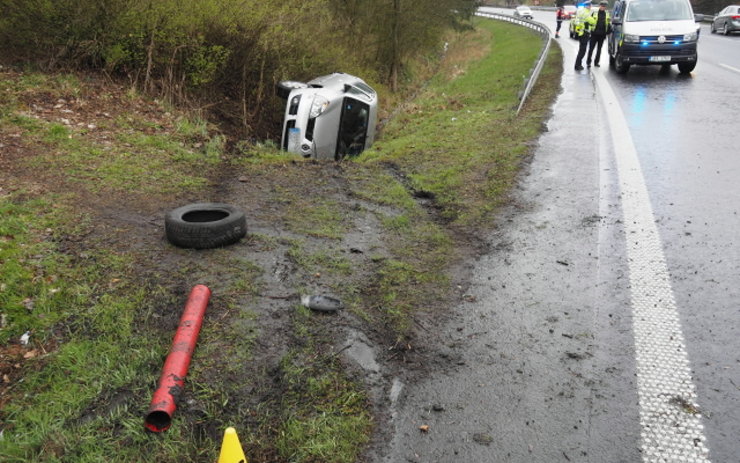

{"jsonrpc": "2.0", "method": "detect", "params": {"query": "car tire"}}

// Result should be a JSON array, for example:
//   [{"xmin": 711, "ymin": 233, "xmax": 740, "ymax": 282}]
[
  {"xmin": 276, "ymin": 81, "xmax": 309, "ymax": 99},
  {"xmin": 711, "ymin": 23, "xmax": 716, "ymax": 33},
  {"xmin": 678, "ymin": 61, "xmax": 696, "ymax": 74},
  {"xmin": 724, "ymin": 25, "xmax": 730, "ymax": 35},
  {"xmin": 165, "ymin": 203, "xmax": 247, "ymax": 249},
  {"xmin": 614, "ymin": 52, "xmax": 630, "ymax": 74}
]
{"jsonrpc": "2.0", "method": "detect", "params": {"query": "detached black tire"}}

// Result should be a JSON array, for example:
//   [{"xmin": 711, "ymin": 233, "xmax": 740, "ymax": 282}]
[{"xmin": 165, "ymin": 203, "xmax": 246, "ymax": 249}]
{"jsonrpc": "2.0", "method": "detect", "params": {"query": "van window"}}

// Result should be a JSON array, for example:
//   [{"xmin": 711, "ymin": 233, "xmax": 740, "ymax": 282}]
[
  {"xmin": 336, "ymin": 98, "xmax": 369, "ymax": 158},
  {"xmin": 626, "ymin": 0, "xmax": 693, "ymax": 21}
]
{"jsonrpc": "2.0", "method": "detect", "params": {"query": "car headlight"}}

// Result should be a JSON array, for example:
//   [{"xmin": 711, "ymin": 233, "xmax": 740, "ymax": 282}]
[
  {"xmin": 623, "ymin": 34, "xmax": 640, "ymax": 43},
  {"xmin": 309, "ymin": 96, "xmax": 330, "ymax": 118},
  {"xmin": 683, "ymin": 31, "xmax": 698, "ymax": 41}
]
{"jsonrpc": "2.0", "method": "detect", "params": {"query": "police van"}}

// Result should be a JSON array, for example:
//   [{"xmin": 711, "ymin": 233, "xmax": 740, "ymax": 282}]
[{"xmin": 607, "ymin": 0, "xmax": 703, "ymax": 74}]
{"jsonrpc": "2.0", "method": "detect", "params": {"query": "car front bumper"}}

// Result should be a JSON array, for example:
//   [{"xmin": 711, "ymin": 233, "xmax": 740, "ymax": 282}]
[{"xmin": 619, "ymin": 41, "xmax": 697, "ymax": 64}]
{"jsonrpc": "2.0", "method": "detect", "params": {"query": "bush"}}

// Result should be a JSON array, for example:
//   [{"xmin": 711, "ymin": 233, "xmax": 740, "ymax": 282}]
[{"xmin": 0, "ymin": 0, "xmax": 479, "ymax": 140}]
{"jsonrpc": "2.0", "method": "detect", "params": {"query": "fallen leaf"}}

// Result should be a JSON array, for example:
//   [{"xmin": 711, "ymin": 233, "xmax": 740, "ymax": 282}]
[{"xmin": 419, "ymin": 425, "xmax": 430, "ymax": 433}]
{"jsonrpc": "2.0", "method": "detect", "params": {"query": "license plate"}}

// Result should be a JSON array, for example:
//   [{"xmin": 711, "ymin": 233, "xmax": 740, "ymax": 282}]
[
  {"xmin": 649, "ymin": 56, "xmax": 671, "ymax": 62},
  {"xmin": 287, "ymin": 127, "xmax": 300, "ymax": 151}
]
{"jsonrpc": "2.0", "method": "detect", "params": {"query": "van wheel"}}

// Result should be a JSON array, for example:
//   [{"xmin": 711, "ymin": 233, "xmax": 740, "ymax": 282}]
[
  {"xmin": 165, "ymin": 203, "xmax": 247, "ymax": 249},
  {"xmin": 614, "ymin": 52, "xmax": 630, "ymax": 74},
  {"xmin": 276, "ymin": 81, "xmax": 309, "ymax": 99},
  {"xmin": 678, "ymin": 61, "xmax": 696, "ymax": 74}
]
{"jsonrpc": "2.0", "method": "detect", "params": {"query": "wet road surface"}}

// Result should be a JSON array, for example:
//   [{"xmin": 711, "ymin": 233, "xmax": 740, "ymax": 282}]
[{"xmin": 375, "ymin": 9, "xmax": 739, "ymax": 463}]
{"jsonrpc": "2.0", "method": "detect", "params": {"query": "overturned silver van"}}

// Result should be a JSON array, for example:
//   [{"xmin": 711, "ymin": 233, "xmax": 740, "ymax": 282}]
[{"xmin": 276, "ymin": 73, "xmax": 378, "ymax": 161}]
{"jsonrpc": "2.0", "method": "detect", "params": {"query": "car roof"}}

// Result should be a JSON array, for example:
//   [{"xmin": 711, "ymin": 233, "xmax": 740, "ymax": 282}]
[
  {"xmin": 308, "ymin": 73, "xmax": 363, "ymax": 88},
  {"xmin": 304, "ymin": 73, "xmax": 376, "ymax": 102}
]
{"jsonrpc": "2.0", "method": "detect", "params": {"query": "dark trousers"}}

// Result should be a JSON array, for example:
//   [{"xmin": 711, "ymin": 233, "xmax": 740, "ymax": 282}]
[
  {"xmin": 587, "ymin": 34, "xmax": 606, "ymax": 65},
  {"xmin": 556, "ymin": 20, "xmax": 562, "ymax": 33},
  {"xmin": 575, "ymin": 33, "xmax": 589, "ymax": 68}
]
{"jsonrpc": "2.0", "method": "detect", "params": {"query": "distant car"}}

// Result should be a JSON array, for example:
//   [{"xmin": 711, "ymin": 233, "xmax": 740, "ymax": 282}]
[
  {"xmin": 514, "ymin": 6, "xmax": 534, "ymax": 19},
  {"xmin": 711, "ymin": 5, "xmax": 740, "ymax": 34},
  {"xmin": 276, "ymin": 73, "xmax": 378, "ymax": 161},
  {"xmin": 563, "ymin": 5, "xmax": 577, "ymax": 19}
]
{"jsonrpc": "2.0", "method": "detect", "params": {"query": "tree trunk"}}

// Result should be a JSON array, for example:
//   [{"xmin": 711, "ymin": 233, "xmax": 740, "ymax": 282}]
[{"xmin": 389, "ymin": 0, "xmax": 400, "ymax": 91}]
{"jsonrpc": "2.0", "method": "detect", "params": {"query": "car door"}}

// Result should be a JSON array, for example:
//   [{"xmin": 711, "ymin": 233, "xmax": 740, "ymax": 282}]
[
  {"xmin": 718, "ymin": 7, "xmax": 727, "ymax": 30},
  {"xmin": 721, "ymin": 7, "xmax": 731, "ymax": 30}
]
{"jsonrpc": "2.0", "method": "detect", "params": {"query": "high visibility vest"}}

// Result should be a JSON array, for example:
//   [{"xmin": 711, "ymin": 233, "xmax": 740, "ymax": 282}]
[
  {"xmin": 590, "ymin": 8, "xmax": 612, "ymax": 34},
  {"xmin": 574, "ymin": 7, "xmax": 597, "ymax": 36}
]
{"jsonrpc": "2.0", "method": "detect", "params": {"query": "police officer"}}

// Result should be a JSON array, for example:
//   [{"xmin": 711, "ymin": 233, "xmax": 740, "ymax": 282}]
[
  {"xmin": 555, "ymin": 6, "xmax": 565, "ymax": 38},
  {"xmin": 574, "ymin": 2, "xmax": 596, "ymax": 71},
  {"xmin": 587, "ymin": 1, "xmax": 612, "ymax": 67}
]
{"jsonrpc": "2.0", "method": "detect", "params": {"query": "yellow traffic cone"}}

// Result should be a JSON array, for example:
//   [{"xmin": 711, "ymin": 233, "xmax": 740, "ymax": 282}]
[{"xmin": 217, "ymin": 427, "xmax": 248, "ymax": 463}]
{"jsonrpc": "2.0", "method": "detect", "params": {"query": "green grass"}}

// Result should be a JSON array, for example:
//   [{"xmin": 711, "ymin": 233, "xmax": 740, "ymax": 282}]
[
  {"xmin": 0, "ymin": 197, "xmax": 78, "ymax": 344},
  {"xmin": 273, "ymin": 331, "xmax": 372, "ymax": 463},
  {"xmin": 361, "ymin": 19, "xmax": 554, "ymax": 227}
]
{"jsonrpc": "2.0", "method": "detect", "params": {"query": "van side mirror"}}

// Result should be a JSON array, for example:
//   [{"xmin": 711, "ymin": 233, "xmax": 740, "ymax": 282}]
[{"xmin": 694, "ymin": 14, "xmax": 704, "ymax": 22}]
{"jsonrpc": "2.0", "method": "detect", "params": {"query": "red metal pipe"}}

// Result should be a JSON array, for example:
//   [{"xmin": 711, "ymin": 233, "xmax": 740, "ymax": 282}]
[{"xmin": 145, "ymin": 284, "xmax": 211, "ymax": 432}]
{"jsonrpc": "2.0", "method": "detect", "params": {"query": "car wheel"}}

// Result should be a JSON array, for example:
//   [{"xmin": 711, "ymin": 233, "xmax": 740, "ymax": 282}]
[
  {"xmin": 724, "ymin": 25, "xmax": 730, "ymax": 35},
  {"xmin": 614, "ymin": 52, "xmax": 630, "ymax": 74},
  {"xmin": 678, "ymin": 61, "xmax": 696, "ymax": 74},
  {"xmin": 711, "ymin": 23, "xmax": 716, "ymax": 33},
  {"xmin": 276, "ymin": 81, "xmax": 309, "ymax": 99},
  {"xmin": 165, "ymin": 203, "xmax": 247, "ymax": 249}
]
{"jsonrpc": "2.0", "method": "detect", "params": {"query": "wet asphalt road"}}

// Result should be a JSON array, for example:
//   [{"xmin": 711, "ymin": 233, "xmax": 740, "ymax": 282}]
[{"xmin": 375, "ymin": 9, "xmax": 740, "ymax": 463}]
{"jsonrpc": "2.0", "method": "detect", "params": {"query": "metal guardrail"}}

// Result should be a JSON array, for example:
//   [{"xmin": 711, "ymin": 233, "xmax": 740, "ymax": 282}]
[{"xmin": 475, "ymin": 11, "xmax": 552, "ymax": 115}]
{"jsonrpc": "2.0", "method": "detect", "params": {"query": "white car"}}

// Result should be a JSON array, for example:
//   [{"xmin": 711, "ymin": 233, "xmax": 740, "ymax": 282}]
[
  {"xmin": 514, "ymin": 5, "xmax": 534, "ymax": 19},
  {"xmin": 276, "ymin": 73, "xmax": 378, "ymax": 161}
]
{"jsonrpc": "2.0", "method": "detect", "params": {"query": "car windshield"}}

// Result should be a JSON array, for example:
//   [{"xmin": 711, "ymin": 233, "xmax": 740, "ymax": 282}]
[
  {"xmin": 518, "ymin": 6, "xmax": 531, "ymax": 12},
  {"xmin": 626, "ymin": 0, "xmax": 693, "ymax": 21}
]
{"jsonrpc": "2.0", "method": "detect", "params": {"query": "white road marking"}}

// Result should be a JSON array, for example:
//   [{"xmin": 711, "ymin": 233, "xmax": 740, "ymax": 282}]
[
  {"xmin": 719, "ymin": 63, "xmax": 740, "ymax": 74},
  {"xmin": 592, "ymin": 70, "xmax": 712, "ymax": 462}
]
